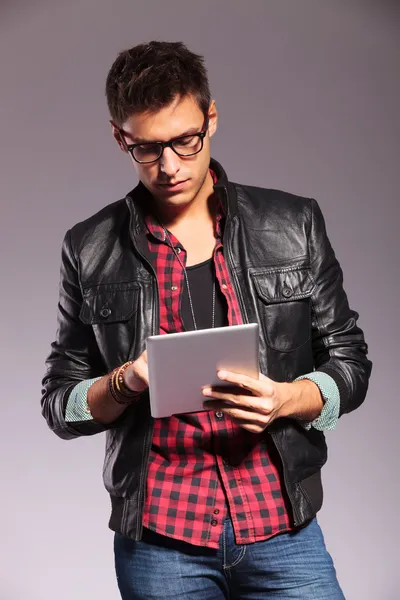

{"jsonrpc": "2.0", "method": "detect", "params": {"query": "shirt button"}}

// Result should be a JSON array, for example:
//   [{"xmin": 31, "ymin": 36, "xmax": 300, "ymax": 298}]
[
  {"xmin": 213, "ymin": 509, "xmax": 220, "ymax": 515},
  {"xmin": 211, "ymin": 519, "xmax": 218, "ymax": 527},
  {"xmin": 176, "ymin": 247, "xmax": 181, "ymax": 254},
  {"xmin": 221, "ymin": 283, "xmax": 228, "ymax": 290},
  {"xmin": 171, "ymin": 285, "xmax": 178, "ymax": 291},
  {"xmin": 100, "ymin": 307, "xmax": 111, "ymax": 318},
  {"xmin": 215, "ymin": 411, "xmax": 224, "ymax": 419}
]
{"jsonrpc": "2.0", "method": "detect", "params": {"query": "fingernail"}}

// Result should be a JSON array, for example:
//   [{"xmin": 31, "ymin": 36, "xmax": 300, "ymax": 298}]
[{"xmin": 203, "ymin": 388, "xmax": 211, "ymax": 396}]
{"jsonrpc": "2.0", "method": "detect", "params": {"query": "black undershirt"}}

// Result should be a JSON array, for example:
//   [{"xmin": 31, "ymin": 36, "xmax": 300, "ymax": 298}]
[{"xmin": 181, "ymin": 258, "xmax": 228, "ymax": 331}]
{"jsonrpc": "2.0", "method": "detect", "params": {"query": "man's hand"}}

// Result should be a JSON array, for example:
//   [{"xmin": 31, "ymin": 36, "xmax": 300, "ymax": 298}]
[
  {"xmin": 123, "ymin": 349, "xmax": 149, "ymax": 393},
  {"xmin": 202, "ymin": 370, "xmax": 324, "ymax": 433}
]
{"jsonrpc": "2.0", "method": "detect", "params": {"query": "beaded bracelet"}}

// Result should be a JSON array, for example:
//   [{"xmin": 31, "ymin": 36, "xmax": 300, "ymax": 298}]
[
  {"xmin": 108, "ymin": 360, "xmax": 142, "ymax": 406},
  {"xmin": 119, "ymin": 361, "xmax": 140, "ymax": 395}
]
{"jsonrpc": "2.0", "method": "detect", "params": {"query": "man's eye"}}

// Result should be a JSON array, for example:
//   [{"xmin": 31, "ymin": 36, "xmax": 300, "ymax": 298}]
[
  {"xmin": 175, "ymin": 136, "xmax": 196, "ymax": 147},
  {"xmin": 139, "ymin": 143, "xmax": 159, "ymax": 152}
]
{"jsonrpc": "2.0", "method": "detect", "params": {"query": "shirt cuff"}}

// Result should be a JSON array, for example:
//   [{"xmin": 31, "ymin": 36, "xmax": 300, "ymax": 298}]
[
  {"xmin": 294, "ymin": 372, "xmax": 340, "ymax": 431},
  {"xmin": 65, "ymin": 377, "xmax": 102, "ymax": 422}
]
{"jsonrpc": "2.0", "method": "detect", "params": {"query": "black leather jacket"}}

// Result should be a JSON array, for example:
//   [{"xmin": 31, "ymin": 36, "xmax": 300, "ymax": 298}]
[{"xmin": 41, "ymin": 158, "xmax": 372, "ymax": 539}]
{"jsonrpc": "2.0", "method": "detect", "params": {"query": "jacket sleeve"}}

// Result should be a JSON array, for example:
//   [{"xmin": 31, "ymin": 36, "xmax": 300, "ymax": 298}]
[
  {"xmin": 41, "ymin": 229, "xmax": 114, "ymax": 440},
  {"xmin": 308, "ymin": 198, "xmax": 372, "ymax": 417}
]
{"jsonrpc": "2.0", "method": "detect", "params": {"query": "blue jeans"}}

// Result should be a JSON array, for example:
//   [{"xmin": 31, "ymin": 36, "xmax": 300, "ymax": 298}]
[{"xmin": 114, "ymin": 517, "xmax": 345, "ymax": 599}]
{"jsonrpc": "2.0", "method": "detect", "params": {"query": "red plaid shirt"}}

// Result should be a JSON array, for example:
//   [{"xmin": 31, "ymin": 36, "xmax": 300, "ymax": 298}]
[{"xmin": 142, "ymin": 175, "xmax": 292, "ymax": 548}]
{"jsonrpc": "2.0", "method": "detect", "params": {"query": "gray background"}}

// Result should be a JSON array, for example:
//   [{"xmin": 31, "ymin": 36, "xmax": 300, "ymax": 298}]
[{"xmin": 0, "ymin": 1, "xmax": 399, "ymax": 598}]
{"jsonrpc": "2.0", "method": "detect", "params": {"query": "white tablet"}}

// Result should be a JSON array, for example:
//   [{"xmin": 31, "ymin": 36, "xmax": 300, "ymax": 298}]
[{"xmin": 146, "ymin": 323, "xmax": 259, "ymax": 419}]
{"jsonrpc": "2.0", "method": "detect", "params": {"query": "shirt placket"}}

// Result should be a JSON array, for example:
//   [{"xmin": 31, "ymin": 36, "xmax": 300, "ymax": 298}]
[
  {"xmin": 211, "ymin": 234, "xmax": 253, "ymax": 537},
  {"xmin": 163, "ymin": 233, "xmax": 186, "ymax": 334},
  {"xmin": 209, "ymin": 409, "xmax": 256, "ymax": 539}
]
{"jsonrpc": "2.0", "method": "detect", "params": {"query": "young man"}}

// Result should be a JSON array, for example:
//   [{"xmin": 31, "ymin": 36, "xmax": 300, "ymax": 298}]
[{"xmin": 41, "ymin": 41, "xmax": 372, "ymax": 599}]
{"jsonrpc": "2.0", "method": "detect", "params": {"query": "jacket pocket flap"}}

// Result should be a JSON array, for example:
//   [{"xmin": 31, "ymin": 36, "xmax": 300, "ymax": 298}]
[
  {"xmin": 79, "ymin": 285, "xmax": 139, "ymax": 324},
  {"xmin": 252, "ymin": 267, "xmax": 315, "ymax": 304}
]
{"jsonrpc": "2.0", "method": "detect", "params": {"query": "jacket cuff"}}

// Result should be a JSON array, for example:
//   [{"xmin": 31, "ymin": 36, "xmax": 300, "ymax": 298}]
[{"xmin": 294, "ymin": 372, "xmax": 340, "ymax": 431}]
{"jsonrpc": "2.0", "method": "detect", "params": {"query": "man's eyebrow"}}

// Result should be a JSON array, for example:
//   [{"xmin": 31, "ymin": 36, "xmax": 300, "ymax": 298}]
[{"xmin": 122, "ymin": 126, "xmax": 201, "ymax": 145}]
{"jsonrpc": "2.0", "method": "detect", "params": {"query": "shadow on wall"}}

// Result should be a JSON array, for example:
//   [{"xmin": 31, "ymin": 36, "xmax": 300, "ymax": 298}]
[{"xmin": 354, "ymin": 0, "xmax": 400, "ymax": 20}]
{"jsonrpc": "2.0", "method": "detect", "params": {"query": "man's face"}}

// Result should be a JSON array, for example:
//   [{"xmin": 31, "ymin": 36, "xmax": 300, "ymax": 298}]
[{"xmin": 112, "ymin": 94, "xmax": 218, "ymax": 210}]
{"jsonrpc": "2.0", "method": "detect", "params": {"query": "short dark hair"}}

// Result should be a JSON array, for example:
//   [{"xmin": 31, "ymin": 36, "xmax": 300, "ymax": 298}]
[{"xmin": 105, "ymin": 41, "xmax": 211, "ymax": 126}]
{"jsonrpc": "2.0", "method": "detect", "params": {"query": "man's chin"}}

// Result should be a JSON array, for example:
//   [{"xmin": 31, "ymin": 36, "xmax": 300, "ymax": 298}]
[{"xmin": 153, "ymin": 187, "xmax": 196, "ymax": 206}]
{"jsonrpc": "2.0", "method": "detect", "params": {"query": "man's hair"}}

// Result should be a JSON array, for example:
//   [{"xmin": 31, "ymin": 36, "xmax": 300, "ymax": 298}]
[{"xmin": 105, "ymin": 41, "xmax": 211, "ymax": 127}]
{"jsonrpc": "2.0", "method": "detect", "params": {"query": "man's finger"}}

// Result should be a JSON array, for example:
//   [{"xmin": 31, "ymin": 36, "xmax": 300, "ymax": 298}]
[
  {"xmin": 217, "ymin": 370, "xmax": 268, "ymax": 396},
  {"xmin": 203, "ymin": 394, "xmax": 273, "ymax": 415},
  {"xmin": 203, "ymin": 403, "xmax": 273, "ymax": 429}
]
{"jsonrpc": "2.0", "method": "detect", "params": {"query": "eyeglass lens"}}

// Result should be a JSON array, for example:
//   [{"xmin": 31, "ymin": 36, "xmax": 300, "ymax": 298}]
[{"xmin": 133, "ymin": 134, "xmax": 203, "ymax": 163}]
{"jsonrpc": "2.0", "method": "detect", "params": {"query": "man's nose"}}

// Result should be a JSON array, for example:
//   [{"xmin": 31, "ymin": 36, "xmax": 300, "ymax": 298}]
[{"xmin": 159, "ymin": 147, "xmax": 180, "ymax": 179}]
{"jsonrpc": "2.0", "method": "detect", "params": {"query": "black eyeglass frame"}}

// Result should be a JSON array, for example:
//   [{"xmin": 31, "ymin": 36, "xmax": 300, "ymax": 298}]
[{"xmin": 118, "ymin": 116, "xmax": 210, "ymax": 164}]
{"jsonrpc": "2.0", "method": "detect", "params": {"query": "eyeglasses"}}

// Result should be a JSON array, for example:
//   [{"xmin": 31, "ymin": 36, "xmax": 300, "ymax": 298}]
[{"xmin": 118, "ymin": 117, "xmax": 209, "ymax": 164}]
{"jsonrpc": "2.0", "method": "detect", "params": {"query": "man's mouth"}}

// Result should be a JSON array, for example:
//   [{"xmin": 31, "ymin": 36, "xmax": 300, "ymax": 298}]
[{"xmin": 157, "ymin": 179, "xmax": 189, "ymax": 191}]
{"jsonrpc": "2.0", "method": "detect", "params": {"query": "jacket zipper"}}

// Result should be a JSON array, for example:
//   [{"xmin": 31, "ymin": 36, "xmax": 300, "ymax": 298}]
[
  {"xmin": 269, "ymin": 431, "xmax": 301, "ymax": 526},
  {"xmin": 222, "ymin": 187, "xmax": 301, "ymax": 527},
  {"xmin": 222, "ymin": 192, "xmax": 249, "ymax": 324},
  {"xmin": 128, "ymin": 233, "xmax": 159, "ymax": 538}
]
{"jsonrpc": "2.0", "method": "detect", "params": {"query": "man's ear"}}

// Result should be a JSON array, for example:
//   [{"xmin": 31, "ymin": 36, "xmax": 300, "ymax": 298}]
[
  {"xmin": 208, "ymin": 100, "xmax": 218, "ymax": 139},
  {"xmin": 110, "ymin": 120, "xmax": 127, "ymax": 153}
]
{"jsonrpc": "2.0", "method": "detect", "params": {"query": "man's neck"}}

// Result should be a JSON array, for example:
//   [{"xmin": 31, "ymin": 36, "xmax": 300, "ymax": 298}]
[{"xmin": 152, "ymin": 170, "xmax": 216, "ymax": 230}]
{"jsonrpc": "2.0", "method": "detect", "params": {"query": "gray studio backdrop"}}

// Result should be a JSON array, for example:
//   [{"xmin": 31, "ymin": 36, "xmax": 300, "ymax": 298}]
[{"xmin": 1, "ymin": 1, "xmax": 399, "ymax": 599}]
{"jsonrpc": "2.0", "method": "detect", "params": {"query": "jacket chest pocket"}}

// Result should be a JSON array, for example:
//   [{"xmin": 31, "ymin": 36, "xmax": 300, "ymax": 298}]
[
  {"xmin": 79, "ymin": 283, "xmax": 140, "ymax": 367},
  {"xmin": 252, "ymin": 267, "xmax": 315, "ymax": 353}
]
